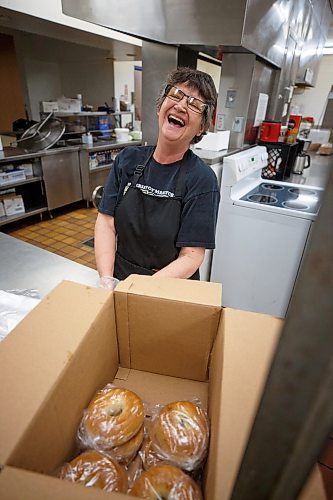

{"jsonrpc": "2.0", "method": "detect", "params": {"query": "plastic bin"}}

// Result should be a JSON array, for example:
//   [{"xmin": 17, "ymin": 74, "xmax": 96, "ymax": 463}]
[{"xmin": 258, "ymin": 141, "xmax": 298, "ymax": 180}]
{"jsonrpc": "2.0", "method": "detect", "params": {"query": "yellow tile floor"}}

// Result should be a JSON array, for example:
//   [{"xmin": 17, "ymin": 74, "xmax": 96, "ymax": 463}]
[{"xmin": 4, "ymin": 206, "xmax": 98, "ymax": 269}]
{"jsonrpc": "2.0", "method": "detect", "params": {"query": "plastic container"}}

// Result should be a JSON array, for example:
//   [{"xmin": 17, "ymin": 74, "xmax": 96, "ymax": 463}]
[
  {"xmin": 98, "ymin": 116, "xmax": 109, "ymax": 136},
  {"xmin": 114, "ymin": 128, "xmax": 131, "ymax": 142}
]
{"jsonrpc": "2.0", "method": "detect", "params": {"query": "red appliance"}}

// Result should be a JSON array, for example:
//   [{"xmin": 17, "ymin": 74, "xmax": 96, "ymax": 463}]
[{"xmin": 259, "ymin": 121, "xmax": 281, "ymax": 143}]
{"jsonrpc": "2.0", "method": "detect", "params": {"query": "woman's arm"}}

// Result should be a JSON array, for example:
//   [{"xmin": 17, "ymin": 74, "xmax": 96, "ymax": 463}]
[
  {"xmin": 94, "ymin": 213, "xmax": 117, "ymax": 277},
  {"xmin": 154, "ymin": 247, "xmax": 205, "ymax": 279}
]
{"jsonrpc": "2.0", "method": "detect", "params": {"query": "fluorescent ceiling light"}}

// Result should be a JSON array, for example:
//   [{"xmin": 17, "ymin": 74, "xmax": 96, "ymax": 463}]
[{"xmin": 323, "ymin": 47, "xmax": 333, "ymax": 55}]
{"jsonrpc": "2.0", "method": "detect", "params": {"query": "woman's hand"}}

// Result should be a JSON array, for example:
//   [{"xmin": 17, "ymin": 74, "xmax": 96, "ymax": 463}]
[
  {"xmin": 99, "ymin": 276, "xmax": 120, "ymax": 290},
  {"xmin": 153, "ymin": 247, "xmax": 205, "ymax": 279}
]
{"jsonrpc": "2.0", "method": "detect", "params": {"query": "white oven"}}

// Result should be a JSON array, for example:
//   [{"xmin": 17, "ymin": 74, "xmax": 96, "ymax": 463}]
[{"xmin": 210, "ymin": 146, "xmax": 323, "ymax": 317}]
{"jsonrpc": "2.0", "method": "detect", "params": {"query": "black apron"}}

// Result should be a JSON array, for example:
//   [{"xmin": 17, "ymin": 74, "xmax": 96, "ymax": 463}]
[{"xmin": 114, "ymin": 149, "xmax": 200, "ymax": 281}]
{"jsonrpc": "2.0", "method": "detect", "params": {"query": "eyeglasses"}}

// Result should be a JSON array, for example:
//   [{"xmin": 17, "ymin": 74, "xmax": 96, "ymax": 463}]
[{"xmin": 164, "ymin": 85, "xmax": 208, "ymax": 114}]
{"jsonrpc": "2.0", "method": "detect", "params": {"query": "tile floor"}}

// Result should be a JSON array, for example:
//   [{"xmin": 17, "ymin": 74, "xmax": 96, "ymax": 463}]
[{"xmin": 4, "ymin": 204, "xmax": 97, "ymax": 270}]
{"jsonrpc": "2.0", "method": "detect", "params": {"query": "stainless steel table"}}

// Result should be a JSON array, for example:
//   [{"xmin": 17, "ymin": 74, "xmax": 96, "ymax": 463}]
[{"xmin": 0, "ymin": 233, "xmax": 99, "ymax": 297}]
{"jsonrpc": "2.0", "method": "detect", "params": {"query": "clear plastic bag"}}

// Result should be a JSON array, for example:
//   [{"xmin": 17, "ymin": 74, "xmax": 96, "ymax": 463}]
[
  {"xmin": 0, "ymin": 288, "xmax": 40, "ymax": 341},
  {"xmin": 147, "ymin": 399, "xmax": 210, "ymax": 472},
  {"xmin": 78, "ymin": 384, "xmax": 145, "ymax": 457},
  {"xmin": 60, "ymin": 450, "xmax": 128, "ymax": 493},
  {"xmin": 130, "ymin": 464, "xmax": 203, "ymax": 499}
]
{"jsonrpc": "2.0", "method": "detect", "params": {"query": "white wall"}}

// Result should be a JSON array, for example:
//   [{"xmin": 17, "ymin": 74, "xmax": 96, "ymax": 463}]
[
  {"xmin": 13, "ymin": 30, "xmax": 115, "ymax": 120},
  {"xmin": 114, "ymin": 61, "xmax": 141, "ymax": 101},
  {"xmin": 290, "ymin": 55, "xmax": 333, "ymax": 125},
  {"xmin": 197, "ymin": 59, "xmax": 222, "ymax": 92}
]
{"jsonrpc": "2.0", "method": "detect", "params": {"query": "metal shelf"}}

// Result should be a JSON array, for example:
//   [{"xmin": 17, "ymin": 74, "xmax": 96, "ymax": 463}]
[
  {"xmin": 0, "ymin": 207, "xmax": 47, "ymax": 226},
  {"xmin": 89, "ymin": 164, "xmax": 113, "ymax": 173},
  {"xmin": 0, "ymin": 176, "xmax": 42, "ymax": 190}
]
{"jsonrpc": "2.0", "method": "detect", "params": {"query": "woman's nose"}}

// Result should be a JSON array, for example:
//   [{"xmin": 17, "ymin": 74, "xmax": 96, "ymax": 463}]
[{"xmin": 174, "ymin": 98, "xmax": 187, "ymax": 112}]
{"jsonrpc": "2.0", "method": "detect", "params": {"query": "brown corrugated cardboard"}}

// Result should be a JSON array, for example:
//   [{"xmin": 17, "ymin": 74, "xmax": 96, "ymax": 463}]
[
  {"xmin": 0, "ymin": 466, "xmax": 129, "ymax": 500},
  {"xmin": 0, "ymin": 281, "xmax": 118, "ymax": 472},
  {"xmin": 0, "ymin": 276, "xmax": 325, "ymax": 498},
  {"xmin": 115, "ymin": 274, "xmax": 222, "ymax": 376},
  {"xmin": 206, "ymin": 308, "xmax": 282, "ymax": 499}
]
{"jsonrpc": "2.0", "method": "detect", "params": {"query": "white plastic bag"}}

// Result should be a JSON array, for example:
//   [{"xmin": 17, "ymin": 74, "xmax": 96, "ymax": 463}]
[{"xmin": 0, "ymin": 289, "xmax": 40, "ymax": 341}]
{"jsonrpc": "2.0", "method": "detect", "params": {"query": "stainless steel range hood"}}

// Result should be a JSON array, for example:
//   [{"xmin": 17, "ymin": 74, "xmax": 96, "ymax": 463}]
[{"xmin": 61, "ymin": 0, "xmax": 292, "ymax": 68}]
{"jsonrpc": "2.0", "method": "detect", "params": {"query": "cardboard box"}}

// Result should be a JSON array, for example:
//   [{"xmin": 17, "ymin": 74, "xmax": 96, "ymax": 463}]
[
  {"xmin": 0, "ymin": 277, "xmax": 323, "ymax": 498},
  {"xmin": 19, "ymin": 163, "xmax": 34, "ymax": 177},
  {"xmin": 0, "ymin": 169, "xmax": 26, "ymax": 186},
  {"xmin": 194, "ymin": 131, "xmax": 230, "ymax": 151},
  {"xmin": 1, "ymin": 194, "xmax": 25, "ymax": 216},
  {"xmin": 40, "ymin": 101, "xmax": 59, "ymax": 113},
  {"xmin": 0, "ymin": 199, "xmax": 5, "ymax": 217}
]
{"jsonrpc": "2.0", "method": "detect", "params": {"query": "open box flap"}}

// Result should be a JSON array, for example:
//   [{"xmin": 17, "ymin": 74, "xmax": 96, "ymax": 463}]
[
  {"xmin": 115, "ymin": 274, "xmax": 222, "ymax": 306},
  {"xmin": 115, "ymin": 276, "xmax": 222, "ymax": 380},
  {"xmin": 206, "ymin": 307, "xmax": 282, "ymax": 500},
  {"xmin": 0, "ymin": 281, "xmax": 118, "ymax": 470}
]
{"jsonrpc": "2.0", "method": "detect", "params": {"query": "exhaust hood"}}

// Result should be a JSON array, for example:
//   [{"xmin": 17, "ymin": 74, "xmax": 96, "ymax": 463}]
[{"xmin": 61, "ymin": 0, "xmax": 292, "ymax": 68}]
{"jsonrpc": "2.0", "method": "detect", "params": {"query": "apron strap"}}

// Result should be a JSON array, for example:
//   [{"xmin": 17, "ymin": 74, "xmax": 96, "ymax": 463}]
[
  {"xmin": 131, "ymin": 147, "xmax": 188, "ymax": 198},
  {"xmin": 130, "ymin": 148, "xmax": 155, "ymax": 186}
]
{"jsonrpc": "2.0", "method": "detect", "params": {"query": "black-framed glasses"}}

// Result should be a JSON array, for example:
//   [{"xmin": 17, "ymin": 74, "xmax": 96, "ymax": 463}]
[{"xmin": 164, "ymin": 85, "xmax": 208, "ymax": 114}]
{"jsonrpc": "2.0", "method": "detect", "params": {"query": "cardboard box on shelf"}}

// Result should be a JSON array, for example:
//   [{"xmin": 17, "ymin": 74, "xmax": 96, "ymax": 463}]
[
  {"xmin": 19, "ymin": 163, "xmax": 34, "ymax": 177},
  {"xmin": 0, "ymin": 199, "xmax": 5, "ymax": 217},
  {"xmin": 0, "ymin": 277, "xmax": 325, "ymax": 499},
  {"xmin": 0, "ymin": 169, "xmax": 26, "ymax": 186},
  {"xmin": 1, "ymin": 194, "xmax": 25, "ymax": 216},
  {"xmin": 40, "ymin": 101, "xmax": 59, "ymax": 113}
]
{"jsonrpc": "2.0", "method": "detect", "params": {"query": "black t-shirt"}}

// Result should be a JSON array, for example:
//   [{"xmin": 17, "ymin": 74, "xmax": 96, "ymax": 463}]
[{"xmin": 99, "ymin": 145, "xmax": 220, "ymax": 249}]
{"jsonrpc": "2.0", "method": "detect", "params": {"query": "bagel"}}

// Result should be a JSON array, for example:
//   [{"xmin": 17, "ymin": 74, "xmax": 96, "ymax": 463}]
[
  {"xmin": 60, "ymin": 450, "xmax": 128, "ymax": 493},
  {"xmin": 112, "ymin": 424, "xmax": 144, "ymax": 464},
  {"xmin": 130, "ymin": 464, "xmax": 202, "ymax": 499},
  {"xmin": 82, "ymin": 387, "xmax": 144, "ymax": 449},
  {"xmin": 149, "ymin": 401, "xmax": 209, "ymax": 471},
  {"xmin": 140, "ymin": 437, "xmax": 165, "ymax": 470}
]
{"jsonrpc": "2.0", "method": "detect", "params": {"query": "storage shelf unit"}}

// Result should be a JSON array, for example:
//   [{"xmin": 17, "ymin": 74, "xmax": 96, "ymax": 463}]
[
  {"xmin": 0, "ymin": 157, "xmax": 47, "ymax": 226},
  {"xmin": 0, "ymin": 207, "xmax": 47, "ymax": 227},
  {"xmin": 41, "ymin": 111, "xmax": 134, "ymax": 134}
]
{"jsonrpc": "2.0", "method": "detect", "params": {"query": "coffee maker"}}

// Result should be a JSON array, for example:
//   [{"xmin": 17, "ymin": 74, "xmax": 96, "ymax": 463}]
[{"xmin": 293, "ymin": 139, "xmax": 311, "ymax": 174}]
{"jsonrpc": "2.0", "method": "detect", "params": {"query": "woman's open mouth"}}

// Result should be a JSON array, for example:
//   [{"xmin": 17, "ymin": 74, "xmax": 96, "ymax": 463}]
[{"xmin": 167, "ymin": 114, "xmax": 185, "ymax": 128}]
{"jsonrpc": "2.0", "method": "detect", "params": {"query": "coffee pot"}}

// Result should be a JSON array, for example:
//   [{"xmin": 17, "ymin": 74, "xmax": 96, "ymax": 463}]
[{"xmin": 293, "ymin": 153, "xmax": 311, "ymax": 174}]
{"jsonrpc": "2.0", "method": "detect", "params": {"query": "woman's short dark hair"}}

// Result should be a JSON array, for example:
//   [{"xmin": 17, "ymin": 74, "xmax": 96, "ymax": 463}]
[{"xmin": 156, "ymin": 67, "xmax": 218, "ymax": 144}]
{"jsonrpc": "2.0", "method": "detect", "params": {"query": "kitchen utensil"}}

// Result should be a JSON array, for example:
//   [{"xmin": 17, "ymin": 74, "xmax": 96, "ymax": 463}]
[
  {"xmin": 259, "ymin": 121, "xmax": 281, "ymax": 143},
  {"xmin": 293, "ymin": 153, "xmax": 311, "ymax": 174},
  {"xmin": 15, "ymin": 113, "xmax": 65, "ymax": 152}
]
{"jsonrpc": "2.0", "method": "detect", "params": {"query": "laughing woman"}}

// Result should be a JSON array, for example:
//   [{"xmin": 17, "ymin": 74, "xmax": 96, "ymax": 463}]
[{"xmin": 95, "ymin": 67, "xmax": 219, "ymax": 286}]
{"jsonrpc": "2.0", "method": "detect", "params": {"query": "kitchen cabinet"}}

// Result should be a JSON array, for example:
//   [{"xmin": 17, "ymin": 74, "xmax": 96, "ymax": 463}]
[
  {"xmin": 0, "ymin": 156, "xmax": 47, "ymax": 227},
  {"xmin": 41, "ymin": 150, "xmax": 82, "ymax": 210}
]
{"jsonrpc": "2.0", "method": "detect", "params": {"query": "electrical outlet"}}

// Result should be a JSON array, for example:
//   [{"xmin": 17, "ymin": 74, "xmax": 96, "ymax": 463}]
[
  {"xmin": 232, "ymin": 116, "xmax": 244, "ymax": 133},
  {"xmin": 216, "ymin": 114, "xmax": 224, "ymax": 131},
  {"xmin": 225, "ymin": 90, "xmax": 237, "ymax": 108}
]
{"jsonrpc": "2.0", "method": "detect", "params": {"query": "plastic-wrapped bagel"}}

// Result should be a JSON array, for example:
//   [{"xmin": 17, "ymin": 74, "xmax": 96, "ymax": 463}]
[
  {"xmin": 149, "ymin": 400, "xmax": 209, "ymax": 471},
  {"xmin": 130, "ymin": 464, "xmax": 202, "ymax": 499},
  {"xmin": 60, "ymin": 450, "xmax": 128, "ymax": 493},
  {"xmin": 79, "ymin": 386, "xmax": 144, "ymax": 451}
]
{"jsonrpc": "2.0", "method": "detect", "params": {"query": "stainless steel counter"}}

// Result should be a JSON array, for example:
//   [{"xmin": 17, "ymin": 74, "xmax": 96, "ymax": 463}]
[
  {"xmin": 0, "ymin": 233, "xmax": 99, "ymax": 298},
  {"xmin": 288, "ymin": 153, "xmax": 332, "ymax": 189},
  {"xmin": 0, "ymin": 141, "xmax": 140, "ymax": 163}
]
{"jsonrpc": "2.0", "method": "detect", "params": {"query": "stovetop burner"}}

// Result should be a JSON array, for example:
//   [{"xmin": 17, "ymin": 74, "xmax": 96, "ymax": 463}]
[
  {"xmin": 240, "ymin": 183, "xmax": 322, "ymax": 214},
  {"xmin": 247, "ymin": 194, "xmax": 277, "ymax": 204},
  {"xmin": 262, "ymin": 183, "xmax": 283, "ymax": 191}
]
